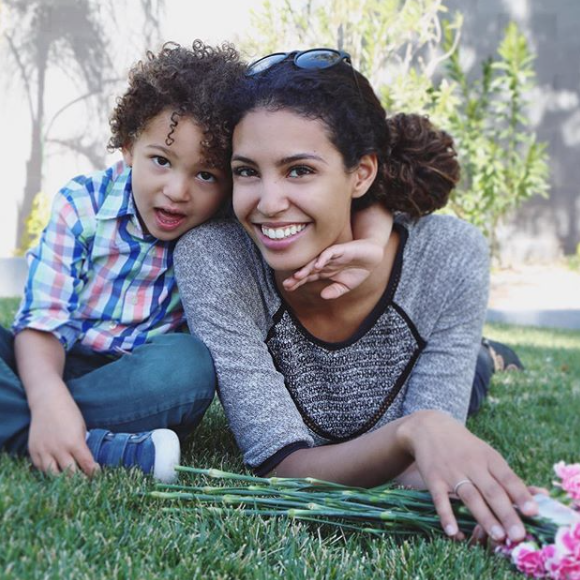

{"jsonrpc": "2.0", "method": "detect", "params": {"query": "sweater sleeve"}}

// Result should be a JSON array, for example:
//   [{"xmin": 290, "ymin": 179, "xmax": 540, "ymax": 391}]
[
  {"xmin": 400, "ymin": 216, "xmax": 490, "ymax": 423},
  {"xmin": 174, "ymin": 221, "xmax": 314, "ymax": 468}
]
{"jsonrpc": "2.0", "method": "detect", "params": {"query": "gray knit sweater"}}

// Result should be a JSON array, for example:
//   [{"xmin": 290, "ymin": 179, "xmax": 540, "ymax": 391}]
[{"xmin": 174, "ymin": 214, "xmax": 489, "ymax": 473}]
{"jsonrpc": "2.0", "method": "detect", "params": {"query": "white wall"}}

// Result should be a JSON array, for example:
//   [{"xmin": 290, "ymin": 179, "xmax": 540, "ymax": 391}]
[{"xmin": 0, "ymin": 0, "xmax": 264, "ymax": 257}]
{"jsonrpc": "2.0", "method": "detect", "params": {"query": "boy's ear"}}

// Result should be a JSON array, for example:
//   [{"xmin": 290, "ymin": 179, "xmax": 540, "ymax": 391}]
[
  {"xmin": 122, "ymin": 145, "xmax": 133, "ymax": 167},
  {"xmin": 352, "ymin": 153, "xmax": 378, "ymax": 199}
]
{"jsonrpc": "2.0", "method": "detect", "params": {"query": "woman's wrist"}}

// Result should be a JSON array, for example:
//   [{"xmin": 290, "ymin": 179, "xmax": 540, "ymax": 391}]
[{"xmin": 395, "ymin": 409, "xmax": 450, "ymax": 456}]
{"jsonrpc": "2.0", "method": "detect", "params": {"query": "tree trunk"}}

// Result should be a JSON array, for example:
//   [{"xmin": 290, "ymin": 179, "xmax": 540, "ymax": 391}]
[
  {"xmin": 18, "ymin": 119, "xmax": 43, "ymax": 249},
  {"xmin": 16, "ymin": 21, "xmax": 48, "ymax": 251}
]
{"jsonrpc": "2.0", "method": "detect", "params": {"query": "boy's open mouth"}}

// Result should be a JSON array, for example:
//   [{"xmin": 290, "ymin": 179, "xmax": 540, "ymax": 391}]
[{"xmin": 155, "ymin": 208, "xmax": 187, "ymax": 231}]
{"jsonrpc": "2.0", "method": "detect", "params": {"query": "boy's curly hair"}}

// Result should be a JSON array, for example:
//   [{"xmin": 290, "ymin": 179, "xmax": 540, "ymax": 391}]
[{"xmin": 108, "ymin": 40, "xmax": 245, "ymax": 168}]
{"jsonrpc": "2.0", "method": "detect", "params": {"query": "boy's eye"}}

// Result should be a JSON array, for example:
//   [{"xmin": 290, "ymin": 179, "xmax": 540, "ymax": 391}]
[
  {"xmin": 198, "ymin": 171, "xmax": 217, "ymax": 183},
  {"xmin": 288, "ymin": 165, "xmax": 313, "ymax": 178},
  {"xmin": 232, "ymin": 166, "xmax": 258, "ymax": 178},
  {"xmin": 153, "ymin": 156, "xmax": 170, "ymax": 167}
]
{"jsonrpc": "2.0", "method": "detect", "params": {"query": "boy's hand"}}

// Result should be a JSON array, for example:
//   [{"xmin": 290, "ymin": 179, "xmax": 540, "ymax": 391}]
[
  {"xmin": 283, "ymin": 240, "xmax": 384, "ymax": 299},
  {"xmin": 28, "ymin": 385, "xmax": 98, "ymax": 477}
]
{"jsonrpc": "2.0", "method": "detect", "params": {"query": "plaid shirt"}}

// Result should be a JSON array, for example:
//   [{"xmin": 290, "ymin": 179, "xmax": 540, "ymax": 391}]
[{"xmin": 13, "ymin": 161, "xmax": 185, "ymax": 355}]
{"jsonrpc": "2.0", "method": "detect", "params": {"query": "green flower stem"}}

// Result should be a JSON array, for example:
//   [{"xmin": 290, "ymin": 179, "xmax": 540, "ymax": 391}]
[{"xmin": 150, "ymin": 466, "xmax": 554, "ymax": 543}]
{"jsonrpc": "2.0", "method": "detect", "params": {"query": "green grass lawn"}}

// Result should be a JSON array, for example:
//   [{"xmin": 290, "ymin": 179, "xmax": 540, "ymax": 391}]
[{"xmin": 1, "ymin": 299, "xmax": 579, "ymax": 580}]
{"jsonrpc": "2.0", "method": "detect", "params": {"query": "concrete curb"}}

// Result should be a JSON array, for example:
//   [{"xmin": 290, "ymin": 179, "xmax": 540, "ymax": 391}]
[{"xmin": 486, "ymin": 308, "xmax": 580, "ymax": 331}]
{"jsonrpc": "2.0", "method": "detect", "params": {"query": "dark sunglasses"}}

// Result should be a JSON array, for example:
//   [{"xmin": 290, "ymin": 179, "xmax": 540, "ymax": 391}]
[{"xmin": 246, "ymin": 48, "xmax": 352, "ymax": 76}]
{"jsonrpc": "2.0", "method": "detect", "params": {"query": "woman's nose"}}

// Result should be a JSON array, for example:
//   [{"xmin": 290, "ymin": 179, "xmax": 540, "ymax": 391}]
[{"xmin": 256, "ymin": 179, "xmax": 289, "ymax": 216}]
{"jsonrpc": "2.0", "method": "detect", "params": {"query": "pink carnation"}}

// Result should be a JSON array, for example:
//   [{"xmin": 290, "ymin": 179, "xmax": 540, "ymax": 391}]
[
  {"xmin": 511, "ymin": 542, "xmax": 548, "ymax": 578},
  {"xmin": 554, "ymin": 462, "xmax": 580, "ymax": 506},
  {"xmin": 542, "ymin": 545, "xmax": 559, "ymax": 578},
  {"xmin": 555, "ymin": 522, "xmax": 580, "ymax": 560},
  {"xmin": 549, "ymin": 555, "xmax": 580, "ymax": 580},
  {"xmin": 545, "ymin": 523, "xmax": 580, "ymax": 580},
  {"xmin": 496, "ymin": 538, "xmax": 518, "ymax": 558},
  {"xmin": 555, "ymin": 462, "xmax": 580, "ymax": 480}
]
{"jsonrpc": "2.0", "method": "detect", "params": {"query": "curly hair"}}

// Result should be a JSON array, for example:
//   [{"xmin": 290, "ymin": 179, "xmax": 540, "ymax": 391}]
[
  {"xmin": 232, "ymin": 57, "xmax": 460, "ymax": 217},
  {"xmin": 108, "ymin": 40, "xmax": 245, "ymax": 168}
]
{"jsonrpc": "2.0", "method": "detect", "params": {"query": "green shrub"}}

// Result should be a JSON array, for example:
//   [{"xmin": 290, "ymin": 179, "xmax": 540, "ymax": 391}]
[
  {"xmin": 15, "ymin": 190, "xmax": 51, "ymax": 256},
  {"xmin": 441, "ymin": 21, "xmax": 550, "ymax": 256}
]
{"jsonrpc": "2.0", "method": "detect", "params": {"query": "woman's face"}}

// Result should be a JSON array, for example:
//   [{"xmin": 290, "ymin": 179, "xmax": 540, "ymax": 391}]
[{"xmin": 231, "ymin": 108, "xmax": 368, "ymax": 273}]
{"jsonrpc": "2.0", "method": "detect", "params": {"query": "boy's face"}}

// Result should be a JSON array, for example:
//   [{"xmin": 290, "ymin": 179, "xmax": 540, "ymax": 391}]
[{"xmin": 123, "ymin": 109, "xmax": 230, "ymax": 241}]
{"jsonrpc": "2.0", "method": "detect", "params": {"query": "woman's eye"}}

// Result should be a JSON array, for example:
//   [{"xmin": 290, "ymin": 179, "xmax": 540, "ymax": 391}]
[
  {"xmin": 198, "ymin": 171, "xmax": 216, "ymax": 183},
  {"xmin": 153, "ymin": 156, "xmax": 170, "ymax": 168},
  {"xmin": 288, "ymin": 166, "xmax": 313, "ymax": 178},
  {"xmin": 232, "ymin": 166, "xmax": 257, "ymax": 178}
]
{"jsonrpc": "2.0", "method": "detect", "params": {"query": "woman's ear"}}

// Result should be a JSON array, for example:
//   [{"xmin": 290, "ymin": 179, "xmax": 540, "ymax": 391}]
[
  {"xmin": 352, "ymin": 153, "xmax": 378, "ymax": 199},
  {"xmin": 122, "ymin": 145, "xmax": 133, "ymax": 167}
]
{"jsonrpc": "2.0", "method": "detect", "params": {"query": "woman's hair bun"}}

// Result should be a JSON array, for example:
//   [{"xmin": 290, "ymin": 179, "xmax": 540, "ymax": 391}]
[{"xmin": 381, "ymin": 113, "xmax": 460, "ymax": 218}]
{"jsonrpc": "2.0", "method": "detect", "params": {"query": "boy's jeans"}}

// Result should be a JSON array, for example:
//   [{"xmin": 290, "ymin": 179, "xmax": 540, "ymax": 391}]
[{"xmin": 0, "ymin": 326, "xmax": 216, "ymax": 455}]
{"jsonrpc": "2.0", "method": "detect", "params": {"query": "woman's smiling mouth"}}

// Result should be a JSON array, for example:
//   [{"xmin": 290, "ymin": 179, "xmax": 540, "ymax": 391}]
[{"xmin": 260, "ymin": 223, "xmax": 307, "ymax": 240}]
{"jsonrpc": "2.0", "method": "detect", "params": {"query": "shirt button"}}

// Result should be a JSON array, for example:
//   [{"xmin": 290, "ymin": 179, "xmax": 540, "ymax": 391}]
[
  {"xmin": 132, "ymin": 296, "xmax": 139, "ymax": 305},
  {"xmin": 109, "ymin": 321, "xmax": 118, "ymax": 330}
]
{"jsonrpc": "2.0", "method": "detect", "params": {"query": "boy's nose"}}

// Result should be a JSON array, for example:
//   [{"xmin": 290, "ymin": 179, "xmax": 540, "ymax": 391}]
[
  {"xmin": 164, "ymin": 177, "xmax": 191, "ymax": 202},
  {"xmin": 256, "ymin": 179, "xmax": 290, "ymax": 217}
]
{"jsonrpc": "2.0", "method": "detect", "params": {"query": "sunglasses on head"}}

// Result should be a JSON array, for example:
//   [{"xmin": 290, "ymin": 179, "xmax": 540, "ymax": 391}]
[{"xmin": 246, "ymin": 48, "xmax": 352, "ymax": 76}]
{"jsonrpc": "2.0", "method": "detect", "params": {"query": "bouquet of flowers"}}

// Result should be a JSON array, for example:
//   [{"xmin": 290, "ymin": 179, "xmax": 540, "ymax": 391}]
[
  {"xmin": 500, "ymin": 462, "xmax": 580, "ymax": 578},
  {"xmin": 150, "ymin": 462, "xmax": 580, "ymax": 578}
]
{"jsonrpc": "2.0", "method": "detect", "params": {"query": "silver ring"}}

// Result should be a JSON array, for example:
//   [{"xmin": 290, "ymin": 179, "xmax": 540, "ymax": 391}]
[{"xmin": 453, "ymin": 478, "xmax": 472, "ymax": 495}]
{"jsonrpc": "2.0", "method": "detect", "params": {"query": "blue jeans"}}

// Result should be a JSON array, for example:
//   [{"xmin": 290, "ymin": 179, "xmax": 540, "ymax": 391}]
[
  {"xmin": 0, "ymin": 326, "xmax": 216, "ymax": 455},
  {"xmin": 468, "ymin": 341, "xmax": 495, "ymax": 416}
]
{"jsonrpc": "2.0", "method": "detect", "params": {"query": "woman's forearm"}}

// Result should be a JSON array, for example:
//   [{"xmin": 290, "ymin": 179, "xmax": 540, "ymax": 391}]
[
  {"xmin": 273, "ymin": 409, "xmax": 536, "ymax": 542},
  {"xmin": 351, "ymin": 204, "xmax": 393, "ymax": 247},
  {"xmin": 271, "ymin": 415, "xmax": 414, "ymax": 486}
]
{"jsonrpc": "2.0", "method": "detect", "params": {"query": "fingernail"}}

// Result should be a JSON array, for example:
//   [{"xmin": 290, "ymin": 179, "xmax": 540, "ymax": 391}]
[
  {"xmin": 445, "ymin": 524, "xmax": 458, "ymax": 536},
  {"xmin": 490, "ymin": 525, "xmax": 505, "ymax": 540},
  {"xmin": 523, "ymin": 501, "xmax": 537, "ymax": 515},
  {"xmin": 509, "ymin": 524, "xmax": 525, "ymax": 541}
]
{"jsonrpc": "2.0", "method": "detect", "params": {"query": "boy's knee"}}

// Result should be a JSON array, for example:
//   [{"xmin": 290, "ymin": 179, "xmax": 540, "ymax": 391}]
[{"xmin": 135, "ymin": 333, "xmax": 216, "ymax": 400}]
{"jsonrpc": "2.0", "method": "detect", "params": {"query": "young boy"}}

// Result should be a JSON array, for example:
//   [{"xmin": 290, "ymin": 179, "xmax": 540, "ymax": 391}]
[
  {"xmin": 0, "ymin": 40, "xmax": 393, "ymax": 483},
  {"xmin": 0, "ymin": 41, "xmax": 245, "ymax": 482}
]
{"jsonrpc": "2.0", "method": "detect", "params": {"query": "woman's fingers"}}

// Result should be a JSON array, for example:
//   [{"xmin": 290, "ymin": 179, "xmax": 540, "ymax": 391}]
[
  {"xmin": 409, "ymin": 412, "xmax": 535, "ymax": 544},
  {"xmin": 452, "ymin": 469, "xmax": 532, "ymax": 542},
  {"xmin": 493, "ymin": 464, "xmax": 538, "ymax": 517},
  {"xmin": 454, "ymin": 478, "xmax": 512, "ymax": 541},
  {"xmin": 429, "ymin": 480, "xmax": 463, "ymax": 539},
  {"xmin": 469, "ymin": 524, "xmax": 488, "ymax": 546}
]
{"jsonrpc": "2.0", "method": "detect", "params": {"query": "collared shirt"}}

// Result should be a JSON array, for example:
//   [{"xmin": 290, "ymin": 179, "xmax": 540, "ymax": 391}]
[{"xmin": 13, "ymin": 161, "xmax": 185, "ymax": 355}]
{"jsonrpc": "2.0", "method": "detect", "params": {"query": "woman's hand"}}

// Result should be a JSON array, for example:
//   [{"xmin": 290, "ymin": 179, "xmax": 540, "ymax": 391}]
[
  {"xmin": 28, "ymin": 383, "xmax": 98, "ymax": 477},
  {"xmin": 282, "ymin": 240, "xmax": 384, "ymax": 299},
  {"xmin": 398, "ymin": 410, "xmax": 538, "ymax": 542}
]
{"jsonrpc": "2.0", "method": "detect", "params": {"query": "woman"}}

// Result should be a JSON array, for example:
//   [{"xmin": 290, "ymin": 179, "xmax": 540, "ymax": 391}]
[{"xmin": 174, "ymin": 48, "xmax": 536, "ymax": 541}]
